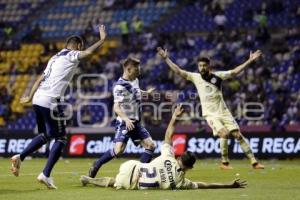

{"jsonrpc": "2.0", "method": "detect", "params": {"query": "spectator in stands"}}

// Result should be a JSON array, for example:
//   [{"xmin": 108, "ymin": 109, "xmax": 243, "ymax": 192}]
[
  {"xmin": 42, "ymin": 42, "xmax": 58, "ymax": 56},
  {"xmin": 81, "ymin": 107, "xmax": 92, "ymax": 125},
  {"xmin": 103, "ymin": 0, "xmax": 115, "ymax": 10},
  {"xmin": 118, "ymin": 19, "xmax": 129, "ymax": 46},
  {"xmin": 23, "ymin": 24, "xmax": 42, "ymax": 43},
  {"xmin": 255, "ymin": 12, "xmax": 270, "ymax": 44},
  {"xmin": 265, "ymin": 0, "xmax": 283, "ymax": 15},
  {"xmin": 131, "ymin": 16, "xmax": 143, "ymax": 36},
  {"xmin": 214, "ymin": 11, "xmax": 227, "ymax": 31},
  {"xmin": 0, "ymin": 85, "xmax": 12, "ymax": 123},
  {"xmin": 255, "ymin": 10, "xmax": 268, "ymax": 28},
  {"xmin": 84, "ymin": 21, "xmax": 94, "ymax": 37},
  {"xmin": 244, "ymin": 8, "xmax": 254, "ymax": 22},
  {"xmin": 3, "ymin": 26, "xmax": 13, "ymax": 38}
]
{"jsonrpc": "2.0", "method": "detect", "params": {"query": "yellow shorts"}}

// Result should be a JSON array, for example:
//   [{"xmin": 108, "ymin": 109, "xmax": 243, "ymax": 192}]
[
  {"xmin": 206, "ymin": 112, "xmax": 239, "ymax": 136},
  {"xmin": 114, "ymin": 160, "xmax": 140, "ymax": 190}
]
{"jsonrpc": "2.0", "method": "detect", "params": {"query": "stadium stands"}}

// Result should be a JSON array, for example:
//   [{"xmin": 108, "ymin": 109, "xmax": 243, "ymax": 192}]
[{"xmin": 0, "ymin": 0, "xmax": 299, "ymax": 130}]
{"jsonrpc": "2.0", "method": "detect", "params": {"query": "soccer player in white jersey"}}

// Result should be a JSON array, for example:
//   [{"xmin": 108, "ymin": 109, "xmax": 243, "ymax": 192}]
[
  {"xmin": 87, "ymin": 57, "xmax": 156, "ymax": 178},
  {"xmin": 10, "ymin": 25, "xmax": 107, "ymax": 189},
  {"xmin": 157, "ymin": 47, "xmax": 264, "ymax": 170},
  {"xmin": 80, "ymin": 104, "xmax": 247, "ymax": 190}
]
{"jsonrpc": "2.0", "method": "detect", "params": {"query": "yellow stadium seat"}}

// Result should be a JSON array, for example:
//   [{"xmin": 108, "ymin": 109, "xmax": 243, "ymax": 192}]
[
  {"xmin": 19, "ymin": 81, "xmax": 27, "ymax": 88},
  {"xmin": 0, "ymin": 117, "xmax": 5, "ymax": 126},
  {"xmin": 108, "ymin": 40, "xmax": 119, "ymax": 48},
  {"xmin": 21, "ymin": 44, "xmax": 30, "ymax": 51},
  {"xmin": 99, "ymin": 46, "xmax": 109, "ymax": 55},
  {"xmin": 15, "ymin": 105, "xmax": 25, "ymax": 113},
  {"xmin": 57, "ymin": 42, "xmax": 65, "ymax": 49},
  {"xmin": 23, "ymin": 75, "xmax": 29, "ymax": 80},
  {"xmin": 6, "ymin": 51, "xmax": 13, "ymax": 58}
]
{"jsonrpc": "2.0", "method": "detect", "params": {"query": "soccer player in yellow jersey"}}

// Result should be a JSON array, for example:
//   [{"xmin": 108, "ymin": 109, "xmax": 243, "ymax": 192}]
[
  {"xmin": 80, "ymin": 105, "xmax": 247, "ymax": 190},
  {"xmin": 157, "ymin": 47, "xmax": 264, "ymax": 170}
]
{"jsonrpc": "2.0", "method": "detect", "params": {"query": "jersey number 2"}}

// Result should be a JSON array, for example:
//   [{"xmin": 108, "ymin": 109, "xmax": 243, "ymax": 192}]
[{"xmin": 139, "ymin": 167, "xmax": 159, "ymax": 188}]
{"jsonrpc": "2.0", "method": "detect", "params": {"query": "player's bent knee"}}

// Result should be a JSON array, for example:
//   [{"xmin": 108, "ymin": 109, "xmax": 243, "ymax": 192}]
[
  {"xmin": 114, "ymin": 146, "xmax": 125, "ymax": 156},
  {"xmin": 231, "ymin": 130, "xmax": 243, "ymax": 140},
  {"xmin": 218, "ymin": 129, "xmax": 229, "ymax": 139},
  {"xmin": 40, "ymin": 133, "xmax": 50, "ymax": 143},
  {"xmin": 148, "ymin": 142, "xmax": 156, "ymax": 150},
  {"xmin": 142, "ymin": 141, "xmax": 156, "ymax": 150},
  {"xmin": 55, "ymin": 135, "xmax": 67, "ymax": 144}
]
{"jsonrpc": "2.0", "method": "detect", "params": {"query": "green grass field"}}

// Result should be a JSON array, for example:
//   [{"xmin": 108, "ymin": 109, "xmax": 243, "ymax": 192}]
[{"xmin": 1, "ymin": 158, "xmax": 300, "ymax": 200}]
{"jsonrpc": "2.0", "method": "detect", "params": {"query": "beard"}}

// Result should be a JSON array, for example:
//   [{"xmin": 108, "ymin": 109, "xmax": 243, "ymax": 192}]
[{"xmin": 200, "ymin": 69, "xmax": 209, "ymax": 76}]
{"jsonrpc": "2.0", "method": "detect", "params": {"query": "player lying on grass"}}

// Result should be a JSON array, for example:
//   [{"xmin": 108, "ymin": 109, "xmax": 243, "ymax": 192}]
[
  {"xmin": 11, "ymin": 25, "xmax": 107, "ymax": 189},
  {"xmin": 157, "ymin": 47, "xmax": 264, "ymax": 170},
  {"xmin": 80, "ymin": 104, "xmax": 247, "ymax": 190}
]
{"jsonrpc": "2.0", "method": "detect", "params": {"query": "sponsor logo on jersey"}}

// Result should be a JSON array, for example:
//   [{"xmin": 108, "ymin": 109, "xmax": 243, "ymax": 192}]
[
  {"xmin": 164, "ymin": 160, "xmax": 176, "ymax": 189},
  {"xmin": 211, "ymin": 77, "xmax": 217, "ymax": 84}
]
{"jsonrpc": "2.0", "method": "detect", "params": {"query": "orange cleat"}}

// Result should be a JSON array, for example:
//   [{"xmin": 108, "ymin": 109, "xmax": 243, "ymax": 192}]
[
  {"xmin": 220, "ymin": 163, "xmax": 233, "ymax": 170},
  {"xmin": 11, "ymin": 154, "xmax": 21, "ymax": 176},
  {"xmin": 252, "ymin": 163, "xmax": 265, "ymax": 169}
]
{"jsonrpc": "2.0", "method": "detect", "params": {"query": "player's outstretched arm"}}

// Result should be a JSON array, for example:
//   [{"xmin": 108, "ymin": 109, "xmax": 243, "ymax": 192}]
[
  {"xmin": 78, "ymin": 25, "xmax": 107, "ymax": 60},
  {"xmin": 195, "ymin": 179, "xmax": 247, "ymax": 189},
  {"xmin": 113, "ymin": 102, "xmax": 135, "ymax": 131},
  {"xmin": 157, "ymin": 47, "xmax": 189, "ymax": 79},
  {"xmin": 231, "ymin": 50, "xmax": 262, "ymax": 77},
  {"xmin": 164, "ymin": 104, "xmax": 183, "ymax": 144},
  {"xmin": 20, "ymin": 74, "xmax": 44, "ymax": 104}
]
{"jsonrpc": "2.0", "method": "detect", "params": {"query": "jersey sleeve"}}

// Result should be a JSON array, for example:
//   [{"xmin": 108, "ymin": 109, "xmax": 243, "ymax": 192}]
[
  {"xmin": 186, "ymin": 72, "xmax": 194, "ymax": 82},
  {"xmin": 213, "ymin": 70, "xmax": 232, "ymax": 80},
  {"xmin": 186, "ymin": 72, "xmax": 200, "ymax": 83},
  {"xmin": 67, "ymin": 50, "xmax": 81, "ymax": 63},
  {"xmin": 160, "ymin": 143, "xmax": 174, "ymax": 157},
  {"xmin": 43, "ymin": 64, "xmax": 51, "ymax": 76},
  {"xmin": 179, "ymin": 178, "xmax": 198, "ymax": 189},
  {"xmin": 113, "ymin": 85, "xmax": 126, "ymax": 103}
]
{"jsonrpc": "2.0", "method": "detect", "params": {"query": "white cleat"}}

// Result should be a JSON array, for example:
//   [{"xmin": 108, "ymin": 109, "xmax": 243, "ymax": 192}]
[
  {"xmin": 80, "ymin": 175, "xmax": 92, "ymax": 186},
  {"xmin": 37, "ymin": 173, "xmax": 57, "ymax": 189},
  {"xmin": 11, "ymin": 154, "xmax": 21, "ymax": 177}
]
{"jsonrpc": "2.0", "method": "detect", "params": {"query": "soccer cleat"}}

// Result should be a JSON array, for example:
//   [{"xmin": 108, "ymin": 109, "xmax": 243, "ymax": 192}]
[
  {"xmin": 11, "ymin": 154, "xmax": 21, "ymax": 177},
  {"xmin": 252, "ymin": 163, "xmax": 265, "ymax": 169},
  {"xmin": 220, "ymin": 162, "xmax": 233, "ymax": 170},
  {"xmin": 80, "ymin": 175, "xmax": 112, "ymax": 187},
  {"xmin": 37, "ymin": 173, "xmax": 57, "ymax": 189},
  {"xmin": 80, "ymin": 175, "xmax": 92, "ymax": 186},
  {"xmin": 88, "ymin": 162, "xmax": 98, "ymax": 178}
]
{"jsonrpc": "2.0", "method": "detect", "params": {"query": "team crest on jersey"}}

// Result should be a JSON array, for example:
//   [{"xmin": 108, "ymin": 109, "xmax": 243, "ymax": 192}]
[
  {"xmin": 115, "ymin": 89, "xmax": 123, "ymax": 96},
  {"xmin": 211, "ymin": 77, "xmax": 217, "ymax": 84},
  {"xmin": 202, "ymin": 73, "xmax": 223, "ymax": 90},
  {"xmin": 205, "ymin": 85, "xmax": 213, "ymax": 93}
]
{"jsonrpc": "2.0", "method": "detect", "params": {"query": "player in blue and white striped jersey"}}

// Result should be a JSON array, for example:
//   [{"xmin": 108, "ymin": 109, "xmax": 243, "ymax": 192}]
[{"xmin": 88, "ymin": 57, "xmax": 156, "ymax": 178}]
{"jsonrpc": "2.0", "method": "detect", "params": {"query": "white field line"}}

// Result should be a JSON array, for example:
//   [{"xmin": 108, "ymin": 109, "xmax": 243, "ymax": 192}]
[{"xmin": 0, "ymin": 170, "xmax": 116, "ymax": 177}]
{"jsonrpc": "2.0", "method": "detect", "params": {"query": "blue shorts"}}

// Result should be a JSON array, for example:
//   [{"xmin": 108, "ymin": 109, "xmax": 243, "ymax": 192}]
[
  {"xmin": 114, "ymin": 120, "xmax": 151, "ymax": 146},
  {"xmin": 33, "ymin": 104, "xmax": 66, "ymax": 139}
]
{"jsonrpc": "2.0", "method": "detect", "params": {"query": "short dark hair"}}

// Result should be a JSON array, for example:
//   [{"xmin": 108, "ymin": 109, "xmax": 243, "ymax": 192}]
[
  {"xmin": 65, "ymin": 35, "xmax": 84, "ymax": 49},
  {"xmin": 180, "ymin": 151, "xmax": 196, "ymax": 168},
  {"xmin": 122, "ymin": 57, "xmax": 140, "ymax": 68},
  {"xmin": 197, "ymin": 57, "xmax": 210, "ymax": 64}
]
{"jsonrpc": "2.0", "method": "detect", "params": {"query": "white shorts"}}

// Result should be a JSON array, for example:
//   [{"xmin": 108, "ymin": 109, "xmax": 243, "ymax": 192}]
[
  {"xmin": 114, "ymin": 160, "xmax": 140, "ymax": 190},
  {"xmin": 206, "ymin": 112, "xmax": 239, "ymax": 136},
  {"xmin": 32, "ymin": 92, "xmax": 57, "ymax": 109}
]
